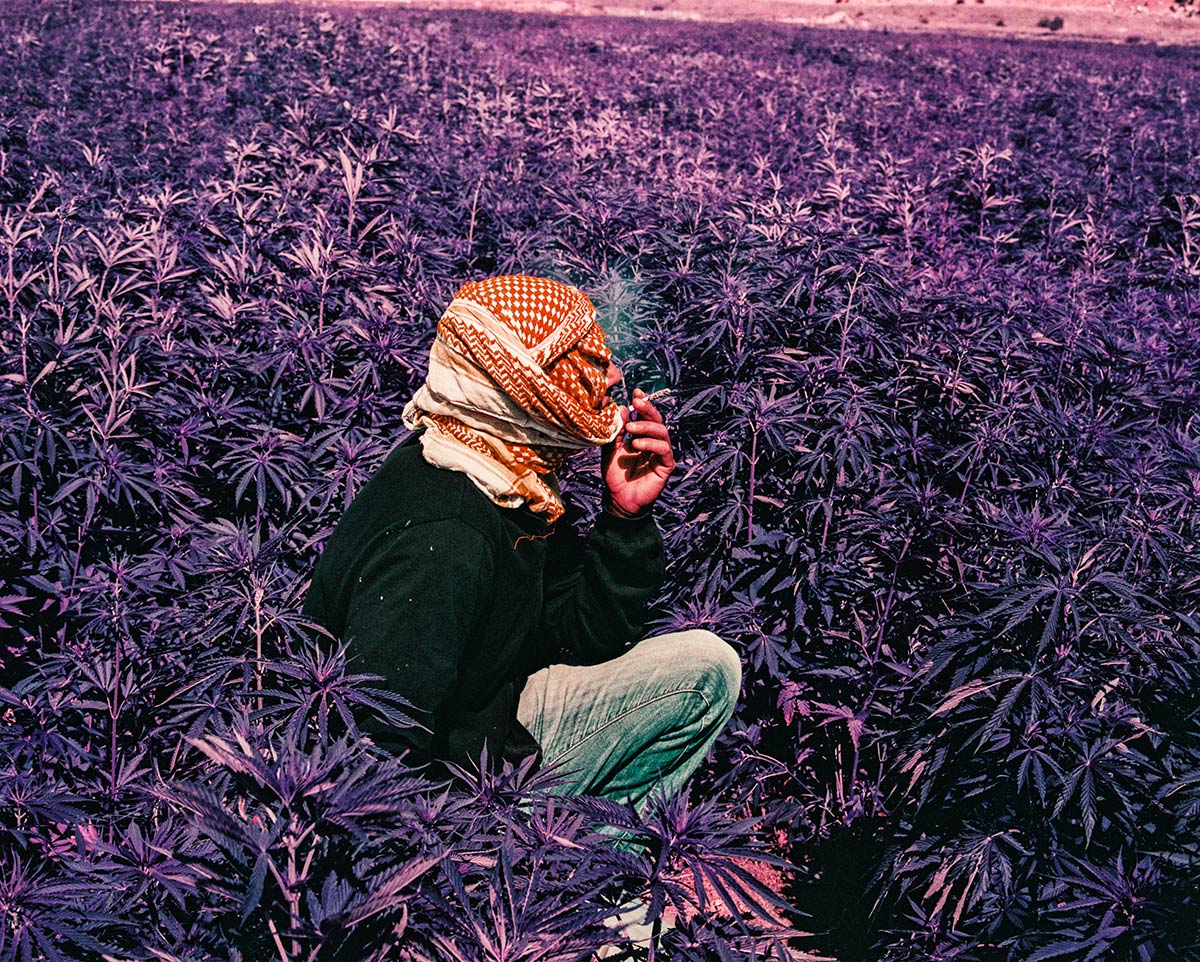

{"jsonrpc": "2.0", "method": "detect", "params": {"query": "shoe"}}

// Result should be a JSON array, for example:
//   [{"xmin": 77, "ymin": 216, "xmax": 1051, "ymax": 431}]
[{"xmin": 595, "ymin": 896, "xmax": 676, "ymax": 959}]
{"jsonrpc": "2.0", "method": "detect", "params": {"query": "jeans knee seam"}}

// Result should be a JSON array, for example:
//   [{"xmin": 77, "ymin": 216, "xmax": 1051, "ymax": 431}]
[{"xmin": 561, "ymin": 687, "xmax": 712, "ymax": 757}]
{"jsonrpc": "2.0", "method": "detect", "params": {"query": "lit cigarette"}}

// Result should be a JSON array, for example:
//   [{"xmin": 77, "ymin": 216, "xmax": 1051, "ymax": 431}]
[{"xmin": 642, "ymin": 389, "xmax": 673, "ymax": 403}]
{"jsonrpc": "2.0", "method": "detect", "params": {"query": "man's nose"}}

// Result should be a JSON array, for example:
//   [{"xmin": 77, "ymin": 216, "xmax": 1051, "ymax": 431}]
[{"xmin": 606, "ymin": 362, "xmax": 623, "ymax": 392}]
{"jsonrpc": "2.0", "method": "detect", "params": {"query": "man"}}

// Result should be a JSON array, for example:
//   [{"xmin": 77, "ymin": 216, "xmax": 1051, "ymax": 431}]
[{"xmin": 302, "ymin": 275, "xmax": 740, "ymax": 812}]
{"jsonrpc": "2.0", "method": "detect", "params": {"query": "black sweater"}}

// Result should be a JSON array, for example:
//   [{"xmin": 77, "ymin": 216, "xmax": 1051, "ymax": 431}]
[{"xmin": 301, "ymin": 432, "xmax": 666, "ymax": 772}]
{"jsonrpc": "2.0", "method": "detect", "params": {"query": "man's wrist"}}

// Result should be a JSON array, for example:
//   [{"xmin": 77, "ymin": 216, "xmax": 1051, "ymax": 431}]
[{"xmin": 601, "ymin": 495, "xmax": 653, "ymax": 520}]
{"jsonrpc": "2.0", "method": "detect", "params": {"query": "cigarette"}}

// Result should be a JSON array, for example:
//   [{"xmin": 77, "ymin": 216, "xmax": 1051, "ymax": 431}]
[{"xmin": 625, "ymin": 388, "xmax": 672, "ymax": 424}]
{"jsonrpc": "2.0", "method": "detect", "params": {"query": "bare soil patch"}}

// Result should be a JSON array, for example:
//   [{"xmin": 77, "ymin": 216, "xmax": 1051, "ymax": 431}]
[{"xmin": 269, "ymin": 0, "xmax": 1199, "ymax": 45}]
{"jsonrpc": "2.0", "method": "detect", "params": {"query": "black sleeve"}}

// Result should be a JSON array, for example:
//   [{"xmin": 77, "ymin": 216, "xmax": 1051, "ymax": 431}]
[
  {"xmin": 341, "ymin": 520, "xmax": 494, "ymax": 761},
  {"xmin": 528, "ymin": 504, "xmax": 667, "ymax": 669}
]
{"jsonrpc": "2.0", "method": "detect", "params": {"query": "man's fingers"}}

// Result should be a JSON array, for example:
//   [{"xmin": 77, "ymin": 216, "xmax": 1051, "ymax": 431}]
[
  {"xmin": 630, "ymin": 392, "xmax": 666, "ymax": 424},
  {"xmin": 622, "ymin": 405, "xmax": 675, "ymax": 465},
  {"xmin": 629, "ymin": 437, "xmax": 674, "ymax": 459},
  {"xmin": 622, "ymin": 418, "xmax": 670, "ymax": 439}
]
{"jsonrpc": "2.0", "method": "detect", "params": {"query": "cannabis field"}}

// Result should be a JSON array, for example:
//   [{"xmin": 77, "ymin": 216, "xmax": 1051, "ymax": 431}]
[{"xmin": 1, "ymin": 1, "xmax": 1198, "ymax": 959}]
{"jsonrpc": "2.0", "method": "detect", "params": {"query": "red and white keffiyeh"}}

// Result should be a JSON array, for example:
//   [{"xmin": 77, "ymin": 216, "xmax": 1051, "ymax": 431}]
[{"xmin": 402, "ymin": 275, "xmax": 623, "ymax": 522}]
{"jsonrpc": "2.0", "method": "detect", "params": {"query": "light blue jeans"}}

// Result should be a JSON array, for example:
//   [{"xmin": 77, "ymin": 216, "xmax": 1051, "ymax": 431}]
[{"xmin": 516, "ymin": 629, "xmax": 742, "ymax": 813}]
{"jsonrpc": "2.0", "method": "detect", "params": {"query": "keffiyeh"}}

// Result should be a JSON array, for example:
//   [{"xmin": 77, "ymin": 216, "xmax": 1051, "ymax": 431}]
[{"xmin": 402, "ymin": 275, "xmax": 624, "ymax": 523}]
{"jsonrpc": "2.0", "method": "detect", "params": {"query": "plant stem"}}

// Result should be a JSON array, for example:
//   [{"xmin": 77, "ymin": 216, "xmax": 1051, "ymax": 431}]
[
  {"xmin": 288, "ymin": 832, "xmax": 301, "ymax": 957},
  {"xmin": 109, "ymin": 579, "xmax": 123, "ymax": 841},
  {"xmin": 747, "ymin": 427, "xmax": 758, "ymax": 544},
  {"xmin": 466, "ymin": 176, "xmax": 483, "ymax": 257},
  {"xmin": 873, "ymin": 534, "xmax": 911, "ymax": 661},
  {"xmin": 267, "ymin": 918, "xmax": 293, "ymax": 962},
  {"xmin": 820, "ymin": 473, "xmax": 837, "ymax": 553},
  {"xmin": 253, "ymin": 583, "xmax": 264, "ymax": 710},
  {"xmin": 837, "ymin": 264, "xmax": 864, "ymax": 374}
]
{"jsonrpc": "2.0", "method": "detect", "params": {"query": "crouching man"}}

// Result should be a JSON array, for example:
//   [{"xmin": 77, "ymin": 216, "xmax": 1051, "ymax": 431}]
[{"xmin": 302, "ymin": 275, "xmax": 740, "ymax": 812}]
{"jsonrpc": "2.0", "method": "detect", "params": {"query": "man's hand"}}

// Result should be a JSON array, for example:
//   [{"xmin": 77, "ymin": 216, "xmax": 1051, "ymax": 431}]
[{"xmin": 601, "ymin": 388, "xmax": 676, "ymax": 518}]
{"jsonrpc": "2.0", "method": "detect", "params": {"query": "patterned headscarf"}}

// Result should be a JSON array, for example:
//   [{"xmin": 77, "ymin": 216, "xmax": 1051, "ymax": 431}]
[{"xmin": 402, "ymin": 275, "xmax": 623, "ymax": 522}]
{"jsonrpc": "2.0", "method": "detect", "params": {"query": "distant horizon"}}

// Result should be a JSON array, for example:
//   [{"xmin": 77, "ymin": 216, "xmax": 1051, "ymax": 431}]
[{"xmin": 150, "ymin": 0, "xmax": 1199, "ymax": 45}]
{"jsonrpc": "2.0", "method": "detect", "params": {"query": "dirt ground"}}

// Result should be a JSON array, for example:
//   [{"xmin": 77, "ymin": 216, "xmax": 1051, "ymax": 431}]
[{"xmin": 284, "ymin": 0, "xmax": 1200, "ymax": 45}]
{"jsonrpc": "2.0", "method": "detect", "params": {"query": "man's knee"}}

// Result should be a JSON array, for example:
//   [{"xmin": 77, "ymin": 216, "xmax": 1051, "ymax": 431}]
[{"xmin": 675, "ymin": 629, "xmax": 742, "ymax": 719}]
